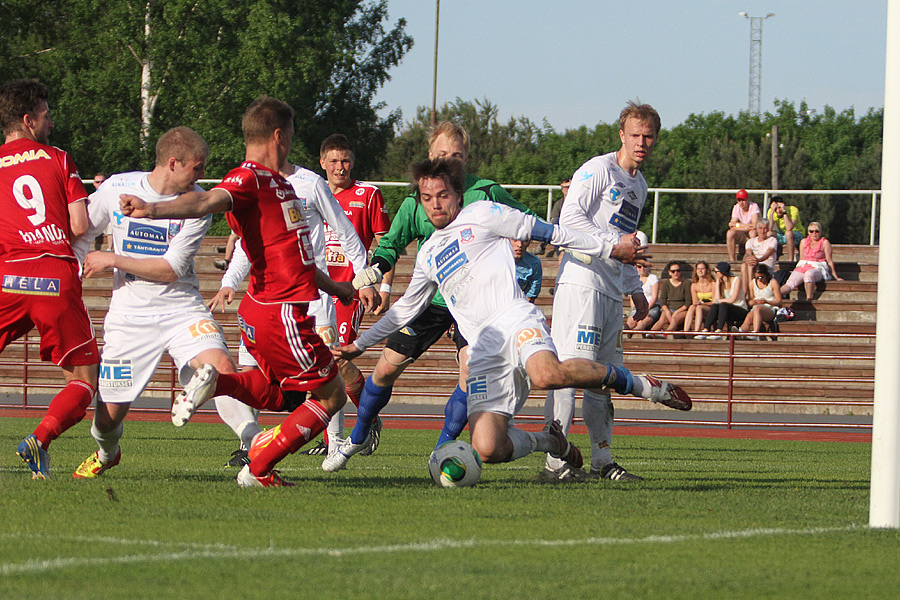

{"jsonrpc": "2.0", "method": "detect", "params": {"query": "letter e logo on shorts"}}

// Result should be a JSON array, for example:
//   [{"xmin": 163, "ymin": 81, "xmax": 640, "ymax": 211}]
[
  {"xmin": 575, "ymin": 324, "xmax": 601, "ymax": 352},
  {"xmin": 467, "ymin": 375, "xmax": 488, "ymax": 401},
  {"xmin": 99, "ymin": 359, "xmax": 134, "ymax": 388}
]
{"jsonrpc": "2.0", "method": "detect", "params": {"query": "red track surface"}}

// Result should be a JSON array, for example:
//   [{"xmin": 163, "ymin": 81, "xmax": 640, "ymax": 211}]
[{"xmin": 0, "ymin": 408, "xmax": 870, "ymax": 443}]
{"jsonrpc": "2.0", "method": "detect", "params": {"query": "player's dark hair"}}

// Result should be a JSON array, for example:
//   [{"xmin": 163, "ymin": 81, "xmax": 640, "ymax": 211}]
[
  {"xmin": 155, "ymin": 126, "xmax": 209, "ymax": 166},
  {"xmin": 619, "ymin": 101, "xmax": 661, "ymax": 136},
  {"xmin": 242, "ymin": 96, "xmax": 294, "ymax": 145},
  {"xmin": 0, "ymin": 79, "xmax": 49, "ymax": 137},
  {"xmin": 410, "ymin": 158, "xmax": 466, "ymax": 199},
  {"xmin": 319, "ymin": 134, "xmax": 355, "ymax": 162}
]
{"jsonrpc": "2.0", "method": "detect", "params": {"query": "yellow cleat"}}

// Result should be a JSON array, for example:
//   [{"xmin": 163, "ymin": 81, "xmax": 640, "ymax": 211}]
[{"xmin": 73, "ymin": 449, "xmax": 121, "ymax": 479}]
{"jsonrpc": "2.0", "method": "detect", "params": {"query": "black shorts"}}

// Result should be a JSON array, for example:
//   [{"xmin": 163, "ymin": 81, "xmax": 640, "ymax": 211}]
[{"xmin": 384, "ymin": 303, "xmax": 468, "ymax": 360}]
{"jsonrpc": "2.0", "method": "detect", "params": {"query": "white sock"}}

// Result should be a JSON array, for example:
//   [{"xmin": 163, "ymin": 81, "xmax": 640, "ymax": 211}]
[
  {"xmin": 583, "ymin": 389, "xmax": 614, "ymax": 471},
  {"xmin": 507, "ymin": 426, "xmax": 537, "ymax": 461},
  {"xmin": 91, "ymin": 419, "xmax": 123, "ymax": 463},
  {"xmin": 214, "ymin": 395, "xmax": 261, "ymax": 449},
  {"xmin": 543, "ymin": 387, "xmax": 576, "ymax": 469},
  {"xmin": 631, "ymin": 375, "xmax": 648, "ymax": 398},
  {"xmin": 326, "ymin": 404, "xmax": 346, "ymax": 442}
]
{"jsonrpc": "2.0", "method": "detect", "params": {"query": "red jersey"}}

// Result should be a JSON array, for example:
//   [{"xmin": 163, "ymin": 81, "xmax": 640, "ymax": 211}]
[
  {"xmin": 216, "ymin": 161, "xmax": 318, "ymax": 303},
  {"xmin": 324, "ymin": 181, "xmax": 389, "ymax": 282},
  {"xmin": 0, "ymin": 138, "xmax": 87, "ymax": 262}
]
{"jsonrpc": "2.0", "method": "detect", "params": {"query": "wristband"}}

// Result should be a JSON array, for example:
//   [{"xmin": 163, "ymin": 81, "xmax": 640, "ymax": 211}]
[{"xmin": 380, "ymin": 283, "xmax": 392, "ymax": 294}]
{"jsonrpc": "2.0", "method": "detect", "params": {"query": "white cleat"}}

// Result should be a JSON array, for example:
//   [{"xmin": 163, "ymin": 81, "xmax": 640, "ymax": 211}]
[
  {"xmin": 172, "ymin": 363, "xmax": 219, "ymax": 427},
  {"xmin": 321, "ymin": 433, "xmax": 371, "ymax": 472}
]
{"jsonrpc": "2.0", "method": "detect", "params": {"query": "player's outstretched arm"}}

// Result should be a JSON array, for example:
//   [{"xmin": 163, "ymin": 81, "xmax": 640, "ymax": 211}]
[{"xmin": 120, "ymin": 189, "xmax": 231, "ymax": 219}]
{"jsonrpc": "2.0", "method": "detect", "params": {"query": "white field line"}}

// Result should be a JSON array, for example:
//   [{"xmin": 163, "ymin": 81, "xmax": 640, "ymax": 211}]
[{"xmin": 0, "ymin": 525, "xmax": 861, "ymax": 576}]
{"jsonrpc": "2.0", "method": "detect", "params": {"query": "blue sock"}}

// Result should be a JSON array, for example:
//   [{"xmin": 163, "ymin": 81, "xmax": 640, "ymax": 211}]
[
  {"xmin": 350, "ymin": 377, "xmax": 393, "ymax": 444},
  {"xmin": 435, "ymin": 385, "xmax": 468, "ymax": 449},
  {"xmin": 603, "ymin": 364, "xmax": 634, "ymax": 395}
]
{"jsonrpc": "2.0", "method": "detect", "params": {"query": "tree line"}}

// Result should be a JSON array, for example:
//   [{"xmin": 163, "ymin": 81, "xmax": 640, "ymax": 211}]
[{"xmin": 1, "ymin": 1, "xmax": 882, "ymax": 243}]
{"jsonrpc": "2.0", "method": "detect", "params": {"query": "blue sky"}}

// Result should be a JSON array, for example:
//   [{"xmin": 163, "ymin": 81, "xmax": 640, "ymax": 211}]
[{"xmin": 375, "ymin": 0, "xmax": 888, "ymax": 131}]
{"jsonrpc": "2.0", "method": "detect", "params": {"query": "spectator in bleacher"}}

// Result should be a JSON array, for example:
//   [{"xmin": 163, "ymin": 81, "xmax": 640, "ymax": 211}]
[
  {"xmin": 767, "ymin": 195, "xmax": 804, "ymax": 262},
  {"xmin": 726, "ymin": 189, "xmax": 761, "ymax": 261},
  {"xmin": 649, "ymin": 261, "xmax": 689, "ymax": 336},
  {"xmin": 626, "ymin": 263, "xmax": 661, "ymax": 335},
  {"xmin": 510, "ymin": 238, "xmax": 542, "ymax": 302},
  {"xmin": 683, "ymin": 260, "xmax": 716, "ymax": 337},
  {"xmin": 698, "ymin": 261, "xmax": 748, "ymax": 338},
  {"xmin": 780, "ymin": 222, "xmax": 843, "ymax": 300},
  {"xmin": 740, "ymin": 218, "xmax": 778, "ymax": 298},
  {"xmin": 739, "ymin": 264, "xmax": 782, "ymax": 340},
  {"xmin": 538, "ymin": 178, "xmax": 570, "ymax": 258}
]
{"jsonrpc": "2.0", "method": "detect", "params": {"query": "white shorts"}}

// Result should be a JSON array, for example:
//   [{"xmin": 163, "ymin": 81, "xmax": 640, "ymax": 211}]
[
  {"xmin": 465, "ymin": 301, "xmax": 556, "ymax": 418},
  {"xmin": 550, "ymin": 282, "xmax": 623, "ymax": 366},
  {"xmin": 98, "ymin": 307, "xmax": 228, "ymax": 404},
  {"xmin": 237, "ymin": 290, "xmax": 337, "ymax": 368}
]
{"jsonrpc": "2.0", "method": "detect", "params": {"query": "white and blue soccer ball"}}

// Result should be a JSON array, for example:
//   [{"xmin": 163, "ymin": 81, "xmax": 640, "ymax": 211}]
[{"xmin": 428, "ymin": 440, "xmax": 483, "ymax": 488}]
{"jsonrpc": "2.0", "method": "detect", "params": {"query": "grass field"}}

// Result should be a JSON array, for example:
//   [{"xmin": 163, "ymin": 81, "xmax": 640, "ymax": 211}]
[{"xmin": 0, "ymin": 417, "xmax": 896, "ymax": 599}]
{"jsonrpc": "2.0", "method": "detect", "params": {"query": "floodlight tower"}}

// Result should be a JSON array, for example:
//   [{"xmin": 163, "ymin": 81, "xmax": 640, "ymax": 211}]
[{"xmin": 739, "ymin": 12, "xmax": 775, "ymax": 116}]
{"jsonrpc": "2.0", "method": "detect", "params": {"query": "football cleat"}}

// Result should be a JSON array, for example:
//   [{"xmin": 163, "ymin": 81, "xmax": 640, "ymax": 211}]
[
  {"xmin": 172, "ymin": 364, "xmax": 219, "ymax": 427},
  {"xmin": 358, "ymin": 415, "xmax": 382, "ymax": 456},
  {"xmin": 300, "ymin": 439, "xmax": 328, "ymax": 456},
  {"xmin": 224, "ymin": 448, "xmax": 250, "ymax": 468},
  {"xmin": 592, "ymin": 462, "xmax": 644, "ymax": 482},
  {"xmin": 16, "ymin": 434, "xmax": 50, "ymax": 479},
  {"xmin": 236, "ymin": 465, "xmax": 295, "ymax": 488},
  {"xmin": 544, "ymin": 420, "xmax": 583, "ymax": 469},
  {"xmin": 641, "ymin": 374, "xmax": 692, "ymax": 411},
  {"xmin": 247, "ymin": 426, "xmax": 281, "ymax": 463},
  {"xmin": 73, "ymin": 449, "xmax": 121, "ymax": 479},
  {"xmin": 538, "ymin": 464, "xmax": 591, "ymax": 483},
  {"xmin": 321, "ymin": 433, "xmax": 371, "ymax": 472}
]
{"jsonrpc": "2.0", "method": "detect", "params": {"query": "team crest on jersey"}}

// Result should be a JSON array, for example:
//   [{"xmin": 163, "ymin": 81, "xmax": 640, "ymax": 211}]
[
  {"xmin": 168, "ymin": 222, "xmax": 182, "ymax": 237},
  {"xmin": 460, "ymin": 228, "xmax": 474, "ymax": 243},
  {"xmin": 516, "ymin": 327, "xmax": 544, "ymax": 350},
  {"xmin": 467, "ymin": 375, "xmax": 488, "ymax": 402},
  {"xmin": 99, "ymin": 358, "xmax": 133, "ymax": 388},
  {"xmin": 355, "ymin": 188, "xmax": 365, "ymax": 196},
  {"xmin": 2, "ymin": 275, "xmax": 60, "ymax": 296},
  {"xmin": 318, "ymin": 363, "xmax": 333, "ymax": 378}
]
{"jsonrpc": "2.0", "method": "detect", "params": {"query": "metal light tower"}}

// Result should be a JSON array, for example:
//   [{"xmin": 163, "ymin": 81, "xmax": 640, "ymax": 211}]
[{"xmin": 739, "ymin": 12, "xmax": 775, "ymax": 115}]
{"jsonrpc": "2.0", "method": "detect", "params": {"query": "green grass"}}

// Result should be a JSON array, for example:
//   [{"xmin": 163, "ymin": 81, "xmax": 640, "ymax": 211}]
[{"xmin": 0, "ymin": 418, "xmax": 895, "ymax": 599}]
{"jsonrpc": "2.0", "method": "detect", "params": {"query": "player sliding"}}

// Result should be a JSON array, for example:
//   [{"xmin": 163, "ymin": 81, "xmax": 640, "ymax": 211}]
[{"xmin": 325, "ymin": 158, "xmax": 690, "ymax": 474}]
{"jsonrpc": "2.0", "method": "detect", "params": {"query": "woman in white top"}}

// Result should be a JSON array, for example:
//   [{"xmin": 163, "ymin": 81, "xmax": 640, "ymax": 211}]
[
  {"xmin": 625, "ymin": 263, "xmax": 660, "ymax": 334},
  {"xmin": 739, "ymin": 264, "xmax": 783, "ymax": 339}
]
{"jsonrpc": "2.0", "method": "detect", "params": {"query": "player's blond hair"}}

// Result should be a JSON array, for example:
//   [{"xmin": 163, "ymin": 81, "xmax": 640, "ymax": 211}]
[
  {"xmin": 428, "ymin": 121, "xmax": 470, "ymax": 160},
  {"xmin": 619, "ymin": 101, "xmax": 661, "ymax": 136},
  {"xmin": 155, "ymin": 127, "xmax": 209, "ymax": 166},
  {"xmin": 242, "ymin": 96, "xmax": 294, "ymax": 145}
]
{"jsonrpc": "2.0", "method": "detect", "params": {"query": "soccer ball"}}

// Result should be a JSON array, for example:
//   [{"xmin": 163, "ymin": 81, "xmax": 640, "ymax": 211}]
[{"xmin": 428, "ymin": 441, "xmax": 482, "ymax": 488}]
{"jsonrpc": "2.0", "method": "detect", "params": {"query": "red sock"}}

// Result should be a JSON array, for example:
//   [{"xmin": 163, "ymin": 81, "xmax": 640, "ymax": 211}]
[
  {"xmin": 34, "ymin": 379, "xmax": 94, "ymax": 449},
  {"xmin": 250, "ymin": 399, "xmax": 329, "ymax": 476},
  {"xmin": 345, "ymin": 370, "xmax": 364, "ymax": 408},
  {"xmin": 215, "ymin": 370, "xmax": 284, "ymax": 411}
]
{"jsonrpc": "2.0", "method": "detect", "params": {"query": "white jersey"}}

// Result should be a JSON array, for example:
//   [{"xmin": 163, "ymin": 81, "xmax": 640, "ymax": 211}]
[
  {"xmin": 556, "ymin": 151, "xmax": 647, "ymax": 299},
  {"xmin": 355, "ymin": 202, "xmax": 612, "ymax": 352},
  {"xmin": 74, "ymin": 171, "xmax": 209, "ymax": 314}
]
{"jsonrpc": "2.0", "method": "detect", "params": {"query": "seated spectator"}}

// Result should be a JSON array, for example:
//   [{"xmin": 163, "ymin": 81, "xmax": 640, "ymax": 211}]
[
  {"xmin": 683, "ymin": 260, "xmax": 716, "ymax": 337},
  {"xmin": 510, "ymin": 238, "xmax": 542, "ymax": 303},
  {"xmin": 741, "ymin": 219, "xmax": 778, "ymax": 298},
  {"xmin": 626, "ymin": 263, "xmax": 661, "ymax": 334},
  {"xmin": 650, "ymin": 261, "xmax": 690, "ymax": 336},
  {"xmin": 739, "ymin": 264, "xmax": 783, "ymax": 340},
  {"xmin": 698, "ymin": 261, "xmax": 748, "ymax": 338},
  {"xmin": 767, "ymin": 195, "xmax": 804, "ymax": 262},
  {"xmin": 727, "ymin": 189, "xmax": 761, "ymax": 261},
  {"xmin": 780, "ymin": 222, "xmax": 843, "ymax": 300}
]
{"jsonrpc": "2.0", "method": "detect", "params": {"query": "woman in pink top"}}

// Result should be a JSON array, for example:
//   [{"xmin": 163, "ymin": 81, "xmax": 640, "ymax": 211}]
[{"xmin": 780, "ymin": 222, "xmax": 843, "ymax": 300}]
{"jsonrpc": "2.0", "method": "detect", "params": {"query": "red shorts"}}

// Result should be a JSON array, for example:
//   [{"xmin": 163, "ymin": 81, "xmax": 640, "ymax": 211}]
[
  {"xmin": 0, "ymin": 258, "xmax": 98, "ymax": 366},
  {"xmin": 332, "ymin": 297, "xmax": 364, "ymax": 345},
  {"xmin": 238, "ymin": 294, "xmax": 337, "ymax": 393}
]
